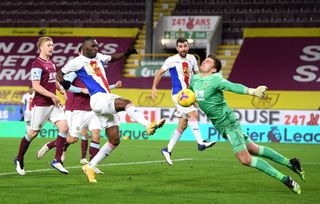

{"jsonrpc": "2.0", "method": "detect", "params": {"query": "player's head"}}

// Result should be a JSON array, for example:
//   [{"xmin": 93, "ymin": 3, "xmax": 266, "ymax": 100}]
[
  {"xmin": 37, "ymin": 36, "xmax": 53, "ymax": 57},
  {"xmin": 200, "ymin": 54, "xmax": 222, "ymax": 74},
  {"xmin": 78, "ymin": 44, "xmax": 83, "ymax": 56},
  {"xmin": 82, "ymin": 37, "xmax": 98, "ymax": 59},
  {"xmin": 176, "ymin": 37, "xmax": 189, "ymax": 58}
]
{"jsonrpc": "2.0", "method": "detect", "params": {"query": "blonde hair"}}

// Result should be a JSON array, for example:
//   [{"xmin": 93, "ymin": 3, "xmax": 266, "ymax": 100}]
[{"xmin": 37, "ymin": 36, "xmax": 53, "ymax": 50}]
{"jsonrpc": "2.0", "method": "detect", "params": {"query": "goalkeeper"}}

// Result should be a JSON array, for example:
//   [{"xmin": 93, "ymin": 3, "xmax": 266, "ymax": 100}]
[{"xmin": 188, "ymin": 54, "xmax": 305, "ymax": 194}]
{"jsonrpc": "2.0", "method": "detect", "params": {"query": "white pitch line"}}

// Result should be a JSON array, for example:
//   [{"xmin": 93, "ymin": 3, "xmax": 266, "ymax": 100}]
[{"xmin": 0, "ymin": 158, "xmax": 194, "ymax": 176}]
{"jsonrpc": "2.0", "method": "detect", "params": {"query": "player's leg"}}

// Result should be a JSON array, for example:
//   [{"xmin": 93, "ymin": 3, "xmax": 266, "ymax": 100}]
[
  {"xmin": 80, "ymin": 127, "xmax": 89, "ymax": 164},
  {"xmin": 15, "ymin": 129, "xmax": 39, "ymax": 176},
  {"xmin": 246, "ymin": 141, "xmax": 305, "ymax": 181},
  {"xmin": 15, "ymin": 106, "xmax": 51, "ymax": 175},
  {"xmin": 50, "ymin": 106, "xmax": 69, "ymax": 174},
  {"xmin": 188, "ymin": 110, "xmax": 216, "ymax": 151},
  {"xmin": 227, "ymin": 128, "xmax": 301, "ymax": 194},
  {"xmin": 24, "ymin": 110, "xmax": 33, "ymax": 132},
  {"xmin": 161, "ymin": 118, "xmax": 186, "ymax": 166},
  {"xmin": 83, "ymin": 126, "xmax": 119, "ymax": 183},
  {"xmin": 82, "ymin": 114, "xmax": 119, "ymax": 182},
  {"xmin": 90, "ymin": 93, "xmax": 165, "ymax": 135},
  {"xmin": 117, "ymin": 98, "xmax": 165, "ymax": 135},
  {"xmin": 37, "ymin": 133, "xmax": 78, "ymax": 160}
]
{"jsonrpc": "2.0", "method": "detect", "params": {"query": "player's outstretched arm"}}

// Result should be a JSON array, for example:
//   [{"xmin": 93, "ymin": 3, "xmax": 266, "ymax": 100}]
[
  {"xmin": 109, "ymin": 47, "xmax": 137, "ymax": 63},
  {"xmin": 247, "ymin": 86, "xmax": 268, "ymax": 98},
  {"xmin": 151, "ymin": 68, "xmax": 166, "ymax": 100}
]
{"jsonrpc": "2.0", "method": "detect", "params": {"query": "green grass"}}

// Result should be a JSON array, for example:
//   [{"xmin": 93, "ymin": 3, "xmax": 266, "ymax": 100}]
[{"xmin": 0, "ymin": 138, "xmax": 319, "ymax": 204}]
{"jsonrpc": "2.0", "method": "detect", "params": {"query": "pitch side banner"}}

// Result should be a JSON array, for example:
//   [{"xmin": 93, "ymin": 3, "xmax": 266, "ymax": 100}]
[
  {"xmin": 1, "ymin": 122, "xmax": 319, "ymax": 144},
  {"xmin": 116, "ymin": 107, "xmax": 320, "ymax": 126}
]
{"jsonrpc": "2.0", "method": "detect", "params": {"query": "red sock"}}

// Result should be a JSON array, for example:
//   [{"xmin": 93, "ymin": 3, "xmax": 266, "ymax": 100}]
[
  {"xmin": 55, "ymin": 135, "xmax": 66, "ymax": 162},
  {"xmin": 47, "ymin": 140, "xmax": 56, "ymax": 149},
  {"xmin": 89, "ymin": 141, "xmax": 100, "ymax": 161},
  {"xmin": 81, "ymin": 140, "xmax": 88, "ymax": 159},
  {"xmin": 64, "ymin": 143, "xmax": 70, "ymax": 151},
  {"xmin": 17, "ymin": 137, "xmax": 30, "ymax": 161}
]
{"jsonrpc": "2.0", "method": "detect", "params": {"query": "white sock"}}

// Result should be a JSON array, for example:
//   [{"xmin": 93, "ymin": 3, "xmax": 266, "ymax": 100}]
[
  {"xmin": 189, "ymin": 119, "xmax": 203, "ymax": 144},
  {"xmin": 88, "ymin": 142, "xmax": 116, "ymax": 168},
  {"xmin": 125, "ymin": 104, "xmax": 150, "ymax": 127},
  {"xmin": 167, "ymin": 129, "xmax": 183, "ymax": 152}
]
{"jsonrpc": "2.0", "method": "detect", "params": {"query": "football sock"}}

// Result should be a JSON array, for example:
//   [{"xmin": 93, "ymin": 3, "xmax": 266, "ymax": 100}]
[
  {"xmin": 64, "ymin": 143, "xmax": 70, "ymax": 151},
  {"xmin": 17, "ymin": 134, "xmax": 32, "ymax": 161},
  {"xmin": 167, "ymin": 128, "xmax": 183, "ymax": 152},
  {"xmin": 188, "ymin": 119, "xmax": 204, "ymax": 144},
  {"xmin": 88, "ymin": 142, "xmax": 116, "ymax": 168},
  {"xmin": 250, "ymin": 156, "xmax": 286, "ymax": 182},
  {"xmin": 47, "ymin": 140, "xmax": 56, "ymax": 149},
  {"xmin": 258, "ymin": 146, "xmax": 291, "ymax": 168},
  {"xmin": 89, "ymin": 141, "xmax": 100, "ymax": 161},
  {"xmin": 125, "ymin": 104, "xmax": 150, "ymax": 127},
  {"xmin": 55, "ymin": 133, "xmax": 66, "ymax": 162},
  {"xmin": 81, "ymin": 139, "xmax": 88, "ymax": 159}
]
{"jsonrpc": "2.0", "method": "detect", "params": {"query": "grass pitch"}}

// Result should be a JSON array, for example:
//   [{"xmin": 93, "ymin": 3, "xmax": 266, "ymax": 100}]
[{"xmin": 0, "ymin": 138, "xmax": 319, "ymax": 204}]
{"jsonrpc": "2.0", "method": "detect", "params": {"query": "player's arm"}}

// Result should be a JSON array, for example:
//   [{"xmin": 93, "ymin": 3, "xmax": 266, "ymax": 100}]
[
  {"xmin": 217, "ymin": 77, "xmax": 267, "ymax": 98},
  {"xmin": 61, "ymin": 72, "xmax": 88, "ymax": 94},
  {"xmin": 57, "ymin": 59, "xmax": 81, "ymax": 88},
  {"xmin": 108, "ymin": 47, "xmax": 137, "ymax": 63},
  {"xmin": 109, "ymin": 80, "xmax": 122, "ymax": 90},
  {"xmin": 151, "ymin": 68, "xmax": 166, "ymax": 99}
]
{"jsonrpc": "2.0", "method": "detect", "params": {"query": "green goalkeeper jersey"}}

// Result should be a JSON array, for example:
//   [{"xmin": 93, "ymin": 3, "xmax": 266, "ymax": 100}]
[{"xmin": 189, "ymin": 73, "xmax": 248, "ymax": 136}]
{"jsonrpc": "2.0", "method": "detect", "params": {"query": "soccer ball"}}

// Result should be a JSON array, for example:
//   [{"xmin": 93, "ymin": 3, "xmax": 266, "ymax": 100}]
[{"xmin": 177, "ymin": 89, "xmax": 195, "ymax": 107}]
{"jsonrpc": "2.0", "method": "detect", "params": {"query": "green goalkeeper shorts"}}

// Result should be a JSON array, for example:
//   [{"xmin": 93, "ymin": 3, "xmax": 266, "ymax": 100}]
[{"xmin": 223, "ymin": 122, "xmax": 251, "ymax": 153}]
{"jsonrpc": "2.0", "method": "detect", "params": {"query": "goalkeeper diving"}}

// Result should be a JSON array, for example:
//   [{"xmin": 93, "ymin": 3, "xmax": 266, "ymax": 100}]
[{"xmin": 188, "ymin": 54, "xmax": 305, "ymax": 194}]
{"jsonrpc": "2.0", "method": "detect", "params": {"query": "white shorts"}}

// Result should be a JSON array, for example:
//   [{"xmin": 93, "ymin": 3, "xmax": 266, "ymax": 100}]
[
  {"xmin": 66, "ymin": 110, "xmax": 101, "ymax": 137},
  {"xmin": 30, "ymin": 105, "xmax": 66, "ymax": 131},
  {"xmin": 24, "ymin": 110, "xmax": 32, "ymax": 122},
  {"xmin": 172, "ymin": 94, "xmax": 197, "ymax": 119},
  {"xmin": 97, "ymin": 113, "xmax": 120, "ymax": 129},
  {"xmin": 90, "ymin": 92, "xmax": 120, "ymax": 115}
]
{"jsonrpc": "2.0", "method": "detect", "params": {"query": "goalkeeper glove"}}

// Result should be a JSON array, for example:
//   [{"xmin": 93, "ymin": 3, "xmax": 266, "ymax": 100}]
[
  {"xmin": 125, "ymin": 47, "xmax": 137, "ymax": 57},
  {"xmin": 248, "ymin": 86, "xmax": 267, "ymax": 98}
]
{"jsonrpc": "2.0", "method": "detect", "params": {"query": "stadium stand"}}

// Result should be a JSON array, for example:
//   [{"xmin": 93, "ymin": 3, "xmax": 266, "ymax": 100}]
[
  {"xmin": 173, "ymin": 0, "xmax": 320, "ymax": 42},
  {"xmin": 0, "ymin": 0, "xmax": 146, "ymax": 28}
]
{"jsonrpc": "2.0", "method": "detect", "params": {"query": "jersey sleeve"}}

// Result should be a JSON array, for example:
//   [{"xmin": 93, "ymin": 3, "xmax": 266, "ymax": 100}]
[
  {"xmin": 215, "ymin": 75, "xmax": 247, "ymax": 94},
  {"xmin": 161, "ymin": 57, "xmax": 172, "ymax": 71},
  {"xmin": 63, "ymin": 72, "xmax": 77, "ymax": 83},
  {"xmin": 96, "ymin": 53, "xmax": 112, "ymax": 63},
  {"xmin": 31, "ymin": 68, "xmax": 42, "ymax": 81},
  {"xmin": 61, "ymin": 59, "xmax": 80, "ymax": 74}
]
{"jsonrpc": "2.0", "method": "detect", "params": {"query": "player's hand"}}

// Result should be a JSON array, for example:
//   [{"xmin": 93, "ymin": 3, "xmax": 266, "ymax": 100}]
[
  {"xmin": 51, "ymin": 94, "xmax": 62, "ymax": 107},
  {"xmin": 249, "ymin": 86, "xmax": 267, "ymax": 98},
  {"xmin": 151, "ymin": 88, "xmax": 157, "ymax": 100},
  {"xmin": 56, "ymin": 71, "xmax": 64, "ymax": 83},
  {"xmin": 115, "ymin": 81, "xmax": 122, "ymax": 88},
  {"xmin": 125, "ymin": 47, "xmax": 137, "ymax": 57}
]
